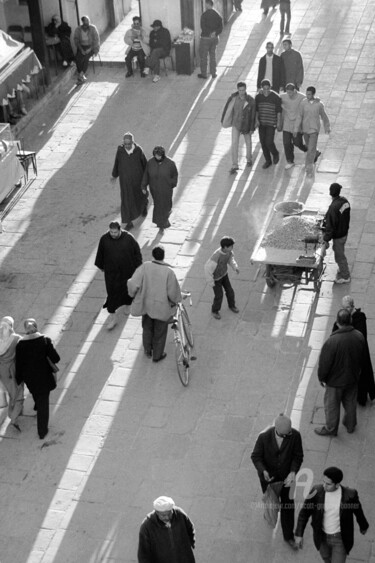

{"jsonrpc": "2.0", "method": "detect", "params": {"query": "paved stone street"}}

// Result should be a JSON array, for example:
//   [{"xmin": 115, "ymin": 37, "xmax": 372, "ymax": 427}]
[{"xmin": 0, "ymin": 0, "xmax": 375, "ymax": 561}]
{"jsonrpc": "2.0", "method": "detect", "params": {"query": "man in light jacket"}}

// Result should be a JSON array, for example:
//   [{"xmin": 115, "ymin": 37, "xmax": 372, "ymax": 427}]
[
  {"xmin": 124, "ymin": 16, "xmax": 150, "ymax": 78},
  {"xmin": 127, "ymin": 245, "xmax": 181, "ymax": 362},
  {"xmin": 73, "ymin": 15, "xmax": 100, "ymax": 83},
  {"xmin": 280, "ymin": 83, "xmax": 307, "ymax": 169},
  {"xmin": 221, "ymin": 82, "xmax": 256, "ymax": 174},
  {"xmin": 294, "ymin": 85, "xmax": 330, "ymax": 176}
]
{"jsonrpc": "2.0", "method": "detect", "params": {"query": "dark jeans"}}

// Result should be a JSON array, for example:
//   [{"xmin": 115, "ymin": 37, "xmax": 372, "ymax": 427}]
[
  {"xmin": 319, "ymin": 534, "xmax": 347, "ymax": 562},
  {"xmin": 125, "ymin": 48, "xmax": 146, "ymax": 73},
  {"xmin": 324, "ymin": 384, "xmax": 357, "ymax": 434},
  {"xmin": 146, "ymin": 47, "xmax": 167, "ymax": 75},
  {"xmin": 142, "ymin": 314, "xmax": 169, "ymax": 361},
  {"xmin": 75, "ymin": 49, "xmax": 93, "ymax": 74},
  {"xmin": 283, "ymin": 131, "xmax": 307, "ymax": 163},
  {"xmin": 260, "ymin": 481, "xmax": 295, "ymax": 541},
  {"xmin": 259, "ymin": 125, "xmax": 279, "ymax": 163},
  {"xmin": 33, "ymin": 392, "xmax": 50, "ymax": 438},
  {"xmin": 212, "ymin": 274, "xmax": 235, "ymax": 313},
  {"xmin": 199, "ymin": 36, "xmax": 218, "ymax": 76},
  {"xmin": 332, "ymin": 236, "xmax": 350, "ymax": 279},
  {"xmin": 280, "ymin": 1, "xmax": 291, "ymax": 33}
]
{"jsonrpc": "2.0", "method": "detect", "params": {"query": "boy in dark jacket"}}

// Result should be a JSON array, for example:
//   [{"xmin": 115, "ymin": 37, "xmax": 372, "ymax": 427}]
[
  {"xmin": 145, "ymin": 20, "xmax": 171, "ymax": 83},
  {"xmin": 323, "ymin": 183, "xmax": 351, "ymax": 283},
  {"xmin": 221, "ymin": 82, "xmax": 256, "ymax": 174}
]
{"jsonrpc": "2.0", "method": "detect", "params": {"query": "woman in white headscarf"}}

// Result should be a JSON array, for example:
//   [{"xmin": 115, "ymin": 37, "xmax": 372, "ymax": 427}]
[{"xmin": 0, "ymin": 316, "xmax": 23, "ymax": 431}]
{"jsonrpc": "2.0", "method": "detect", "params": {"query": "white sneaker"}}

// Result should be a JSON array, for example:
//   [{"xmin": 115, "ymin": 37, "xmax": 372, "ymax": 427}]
[
  {"xmin": 334, "ymin": 277, "xmax": 351, "ymax": 284},
  {"xmin": 152, "ymin": 75, "xmax": 161, "ymax": 83},
  {"xmin": 62, "ymin": 61, "xmax": 68, "ymax": 67},
  {"xmin": 144, "ymin": 68, "xmax": 150, "ymax": 75},
  {"xmin": 285, "ymin": 162, "xmax": 295, "ymax": 170},
  {"xmin": 107, "ymin": 313, "xmax": 118, "ymax": 330}
]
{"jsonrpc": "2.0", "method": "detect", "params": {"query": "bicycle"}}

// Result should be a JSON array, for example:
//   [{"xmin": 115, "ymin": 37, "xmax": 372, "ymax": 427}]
[{"xmin": 171, "ymin": 291, "xmax": 196, "ymax": 386}]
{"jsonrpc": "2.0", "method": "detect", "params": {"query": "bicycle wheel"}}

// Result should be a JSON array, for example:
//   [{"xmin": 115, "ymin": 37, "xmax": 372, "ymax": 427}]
[
  {"xmin": 181, "ymin": 304, "xmax": 194, "ymax": 347},
  {"xmin": 175, "ymin": 330, "xmax": 189, "ymax": 386}
]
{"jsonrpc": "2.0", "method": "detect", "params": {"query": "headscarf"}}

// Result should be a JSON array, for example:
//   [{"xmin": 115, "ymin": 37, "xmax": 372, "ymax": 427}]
[
  {"xmin": 0, "ymin": 316, "xmax": 16, "ymax": 355},
  {"xmin": 123, "ymin": 132, "xmax": 134, "ymax": 142},
  {"xmin": 153, "ymin": 496, "xmax": 175, "ymax": 512},
  {"xmin": 153, "ymin": 145, "xmax": 166, "ymax": 160}
]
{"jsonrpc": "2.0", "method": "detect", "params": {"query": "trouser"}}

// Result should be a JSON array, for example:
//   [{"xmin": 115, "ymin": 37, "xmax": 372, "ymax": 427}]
[
  {"xmin": 75, "ymin": 49, "xmax": 93, "ymax": 74},
  {"xmin": 0, "ymin": 377, "xmax": 24, "ymax": 424},
  {"xmin": 146, "ymin": 47, "xmax": 167, "ymax": 75},
  {"xmin": 142, "ymin": 314, "xmax": 169, "ymax": 361},
  {"xmin": 324, "ymin": 384, "xmax": 357, "ymax": 434},
  {"xmin": 280, "ymin": 1, "xmax": 291, "ymax": 33},
  {"xmin": 33, "ymin": 391, "xmax": 50, "ymax": 438},
  {"xmin": 303, "ymin": 132, "xmax": 319, "ymax": 173},
  {"xmin": 259, "ymin": 125, "xmax": 279, "ymax": 163},
  {"xmin": 199, "ymin": 36, "xmax": 218, "ymax": 76},
  {"xmin": 231, "ymin": 127, "xmax": 252, "ymax": 166},
  {"xmin": 212, "ymin": 274, "xmax": 235, "ymax": 313},
  {"xmin": 125, "ymin": 49, "xmax": 146, "ymax": 73},
  {"xmin": 332, "ymin": 236, "xmax": 350, "ymax": 279},
  {"xmin": 319, "ymin": 533, "xmax": 347, "ymax": 563},
  {"xmin": 283, "ymin": 131, "xmax": 307, "ymax": 162}
]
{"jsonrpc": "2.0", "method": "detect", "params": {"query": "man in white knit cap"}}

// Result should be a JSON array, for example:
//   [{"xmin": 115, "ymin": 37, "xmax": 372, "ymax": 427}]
[{"xmin": 138, "ymin": 496, "xmax": 196, "ymax": 562}]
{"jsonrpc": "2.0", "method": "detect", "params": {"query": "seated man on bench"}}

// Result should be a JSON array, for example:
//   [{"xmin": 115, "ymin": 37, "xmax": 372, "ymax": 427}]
[
  {"xmin": 124, "ymin": 16, "xmax": 149, "ymax": 78},
  {"xmin": 145, "ymin": 20, "xmax": 172, "ymax": 83}
]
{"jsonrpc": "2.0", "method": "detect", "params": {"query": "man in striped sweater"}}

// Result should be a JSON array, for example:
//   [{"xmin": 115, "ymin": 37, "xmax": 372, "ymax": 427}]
[{"xmin": 255, "ymin": 79, "xmax": 282, "ymax": 169}]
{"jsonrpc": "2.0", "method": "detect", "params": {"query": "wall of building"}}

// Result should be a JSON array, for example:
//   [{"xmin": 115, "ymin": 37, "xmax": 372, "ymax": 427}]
[{"xmin": 139, "ymin": 0, "xmax": 182, "ymax": 41}]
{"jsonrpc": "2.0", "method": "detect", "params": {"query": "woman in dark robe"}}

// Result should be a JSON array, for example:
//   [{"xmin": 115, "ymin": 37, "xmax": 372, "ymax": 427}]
[
  {"xmin": 111, "ymin": 132, "xmax": 148, "ymax": 231},
  {"xmin": 332, "ymin": 295, "xmax": 375, "ymax": 406},
  {"xmin": 141, "ymin": 146, "xmax": 178, "ymax": 233},
  {"xmin": 46, "ymin": 14, "xmax": 75, "ymax": 66}
]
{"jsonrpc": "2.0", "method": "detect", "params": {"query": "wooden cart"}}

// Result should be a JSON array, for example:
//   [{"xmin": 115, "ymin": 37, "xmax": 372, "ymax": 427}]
[{"xmin": 251, "ymin": 209, "xmax": 326, "ymax": 292}]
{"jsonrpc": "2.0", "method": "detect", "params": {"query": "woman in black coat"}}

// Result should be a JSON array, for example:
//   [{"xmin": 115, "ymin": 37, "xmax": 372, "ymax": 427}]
[
  {"xmin": 16, "ymin": 319, "xmax": 60, "ymax": 439},
  {"xmin": 332, "ymin": 296, "xmax": 375, "ymax": 406}
]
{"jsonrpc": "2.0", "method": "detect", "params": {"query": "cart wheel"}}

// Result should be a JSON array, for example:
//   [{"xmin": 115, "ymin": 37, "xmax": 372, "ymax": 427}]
[{"xmin": 266, "ymin": 277, "xmax": 276, "ymax": 288}]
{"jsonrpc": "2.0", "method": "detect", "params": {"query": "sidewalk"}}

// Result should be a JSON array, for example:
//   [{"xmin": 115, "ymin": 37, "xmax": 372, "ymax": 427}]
[{"xmin": 0, "ymin": 1, "xmax": 374, "ymax": 562}]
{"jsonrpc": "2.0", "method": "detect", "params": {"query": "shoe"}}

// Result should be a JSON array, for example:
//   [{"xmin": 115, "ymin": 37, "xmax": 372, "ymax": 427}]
[
  {"xmin": 262, "ymin": 161, "xmax": 272, "ymax": 169},
  {"xmin": 212, "ymin": 73, "xmax": 217, "ymax": 78},
  {"xmin": 144, "ymin": 350, "xmax": 152, "ymax": 358},
  {"xmin": 125, "ymin": 222, "xmax": 134, "ymax": 230},
  {"xmin": 314, "ymin": 150, "xmax": 322, "ymax": 163},
  {"xmin": 39, "ymin": 431, "xmax": 48, "ymax": 440},
  {"xmin": 285, "ymin": 162, "xmax": 295, "ymax": 170},
  {"xmin": 62, "ymin": 60, "xmax": 68, "ymax": 67},
  {"xmin": 247, "ymin": 160, "xmax": 253, "ymax": 167},
  {"xmin": 152, "ymin": 75, "xmax": 161, "ymax": 83},
  {"xmin": 285, "ymin": 540, "xmax": 299, "ymax": 551},
  {"xmin": 143, "ymin": 68, "xmax": 150, "ymax": 75},
  {"xmin": 230, "ymin": 306, "xmax": 240, "ymax": 313},
  {"xmin": 273, "ymin": 154, "xmax": 280, "ymax": 165},
  {"xmin": 334, "ymin": 277, "xmax": 351, "ymax": 284},
  {"xmin": 153, "ymin": 352, "xmax": 167, "ymax": 363},
  {"xmin": 107, "ymin": 314, "xmax": 118, "ymax": 330},
  {"xmin": 11, "ymin": 423, "xmax": 21, "ymax": 432},
  {"xmin": 197, "ymin": 74, "xmax": 208, "ymax": 79},
  {"xmin": 126, "ymin": 71, "xmax": 133, "ymax": 78},
  {"xmin": 140, "ymin": 72, "xmax": 146, "ymax": 78},
  {"xmin": 212, "ymin": 312, "xmax": 221, "ymax": 320},
  {"xmin": 229, "ymin": 166, "xmax": 239, "ymax": 174},
  {"xmin": 81, "ymin": 74, "xmax": 87, "ymax": 82},
  {"xmin": 314, "ymin": 426, "xmax": 337, "ymax": 436}
]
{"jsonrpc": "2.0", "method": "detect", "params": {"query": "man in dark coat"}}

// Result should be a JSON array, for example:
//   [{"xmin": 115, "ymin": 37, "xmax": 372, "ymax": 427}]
[
  {"xmin": 251, "ymin": 413, "xmax": 304, "ymax": 551},
  {"xmin": 295, "ymin": 466, "xmax": 369, "ymax": 559},
  {"xmin": 198, "ymin": 0, "xmax": 223, "ymax": 79},
  {"xmin": 138, "ymin": 496, "xmax": 195, "ymax": 563},
  {"xmin": 332, "ymin": 296, "xmax": 375, "ymax": 406},
  {"xmin": 46, "ymin": 14, "xmax": 75, "ymax": 66},
  {"xmin": 221, "ymin": 81, "xmax": 256, "ymax": 174},
  {"xmin": 323, "ymin": 183, "xmax": 351, "ymax": 284},
  {"xmin": 95, "ymin": 221, "xmax": 142, "ymax": 330},
  {"xmin": 15, "ymin": 318, "xmax": 60, "ymax": 439},
  {"xmin": 141, "ymin": 146, "xmax": 178, "ymax": 233},
  {"xmin": 257, "ymin": 42, "xmax": 285, "ymax": 93},
  {"xmin": 145, "ymin": 20, "xmax": 171, "ymax": 83},
  {"xmin": 315, "ymin": 309, "xmax": 365, "ymax": 436},
  {"xmin": 110, "ymin": 132, "xmax": 148, "ymax": 231}
]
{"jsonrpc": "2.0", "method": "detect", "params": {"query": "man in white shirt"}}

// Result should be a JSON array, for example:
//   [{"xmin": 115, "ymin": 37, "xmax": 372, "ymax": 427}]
[{"xmin": 295, "ymin": 467, "xmax": 369, "ymax": 561}]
